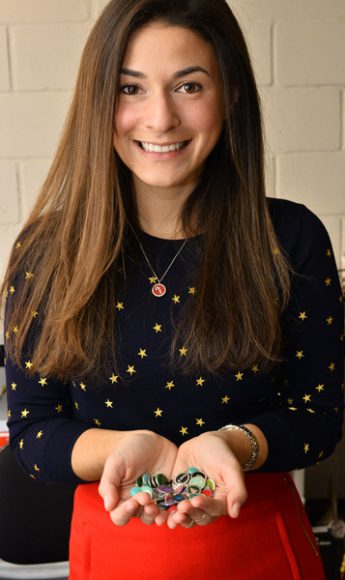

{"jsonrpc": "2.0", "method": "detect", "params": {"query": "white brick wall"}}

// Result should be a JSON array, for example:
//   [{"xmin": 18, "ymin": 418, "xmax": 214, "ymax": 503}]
[{"xmin": 0, "ymin": 0, "xmax": 344, "ymax": 281}]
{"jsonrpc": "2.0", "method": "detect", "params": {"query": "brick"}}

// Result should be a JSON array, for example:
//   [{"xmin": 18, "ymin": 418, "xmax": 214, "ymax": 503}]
[
  {"xmin": 0, "ymin": 224, "xmax": 21, "ymax": 277},
  {"xmin": 244, "ymin": 20, "xmax": 271, "ymax": 86},
  {"xmin": 260, "ymin": 88, "xmax": 341, "ymax": 154},
  {"xmin": 276, "ymin": 20, "xmax": 345, "ymax": 86},
  {"xmin": 318, "ymin": 215, "xmax": 341, "ymax": 268},
  {"xmin": 231, "ymin": 0, "xmax": 345, "ymax": 20},
  {"xmin": 0, "ymin": 162, "xmax": 19, "ymax": 224},
  {"xmin": 0, "ymin": 1, "xmax": 90, "ymax": 24},
  {"xmin": 0, "ymin": 92, "xmax": 72, "ymax": 158},
  {"xmin": 0, "ymin": 27, "xmax": 10, "ymax": 91},
  {"xmin": 19, "ymin": 160, "xmax": 51, "ymax": 218},
  {"xmin": 11, "ymin": 24, "xmax": 91, "ymax": 91},
  {"xmin": 276, "ymin": 153, "xmax": 345, "ymax": 214}
]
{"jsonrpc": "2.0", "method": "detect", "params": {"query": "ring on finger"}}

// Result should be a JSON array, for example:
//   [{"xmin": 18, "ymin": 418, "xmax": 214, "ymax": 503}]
[
  {"xmin": 194, "ymin": 512, "xmax": 208, "ymax": 524},
  {"xmin": 186, "ymin": 519, "xmax": 196, "ymax": 528}
]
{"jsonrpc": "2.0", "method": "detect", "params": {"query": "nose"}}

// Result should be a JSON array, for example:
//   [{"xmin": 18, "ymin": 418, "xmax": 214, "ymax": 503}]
[{"xmin": 143, "ymin": 90, "xmax": 180, "ymax": 132}]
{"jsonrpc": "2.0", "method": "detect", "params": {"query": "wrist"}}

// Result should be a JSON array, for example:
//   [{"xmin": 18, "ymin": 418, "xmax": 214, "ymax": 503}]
[{"xmin": 217, "ymin": 423, "xmax": 268, "ymax": 470}]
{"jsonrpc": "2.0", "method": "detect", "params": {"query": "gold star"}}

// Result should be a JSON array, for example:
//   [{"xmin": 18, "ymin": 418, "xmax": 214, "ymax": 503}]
[
  {"xmin": 221, "ymin": 395, "xmax": 231, "ymax": 404},
  {"xmin": 25, "ymin": 360, "xmax": 33, "ymax": 370},
  {"xmin": 138, "ymin": 348, "xmax": 147, "ymax": 359},
  {"xmin": 116, "ymin": 301, "xmax": 124, "ymax": 311},
  {"xmin": 36, "ymin": 430, "xmax": 43, "ymax": 439},
  {"xmin": 21, "ymin": 408, "xmax": 30, "ymax": 418},
  {"xmin": 188, "ymin": 287, "xmax": 197, "ymax": 295},
  {"xmin": 32, "ymin": 311, "xmax": 39, "ymax": 318},
  {"xmin": 316, "ymin": 384, "xmax": 325, "ymax": 393},
  {"xmin": 126, "ymin": 364, "xmax": 136, "ymax": 376},
  {"xmin": 109, "ymin": 374, "xmax": 119, "ymax": 384},
  {"xmin": 326, "ymin": 316, "xmax": 334, "ymax": 326},
  {"xmin": 318, "ymin": 450, "xmax": 324, "ymax": 459},
  {"xmin": 307, "ymin": 408, "xmax": 316, "ymax": 414},
  {"xmin": 325, "ymin": 278, "xmax": 332, "ymax": 287},
  {"xmin": 329, "ymin": 362, "xmax": 336, "ymax": 372},
  {"xmin": 235, "ymin": 371, "xmax": 244, "ymax": 381},
  {"xmin": 39, "ymin": 377, "xmax": 48, "ymax": 387},
  {"xmin": 196, "ymin": 377, "xmax": 205, "ymax": 386},
  {"xmin": 326, "ymin": 249, "xmax": 332, "ymax": 257},
  {"xmin": 12, "ymin": 326, "xmax": 19, "ymax": 334},
  {"xmin": 7, "ymin": 410, "xmax": 11, "ymax": 418},
  {"xmin": 288, "ymin": 407, "xmax": 298, "ymax": 411},
  {"xmin": 79, "ymin": 382, "xmax": 87, "ymax": 391},
  {"xmin": 172, "ymin": 294, "xmax": 181, "ymax": 304},
  {"xmin": 34, "ymin": 464, "xmax": 40, "ymax": 472},
  {"xmin": 105, "ymin": 399, "xmax": 113, "ymax": 408},
  {"xmin": 93, "ymin": 418, "xmax": 102, "ymax": 427},
  {"xmin": 196, "ymin": 418, "xmax": 205, "ymax": 427},
  {"xmin": 298, "ymin": 312, "xmax": 308, "ymax": 321},
  {"xmin": 9, "ymin": 286, "xmax": 15, "ymax": 294},
  {"xmin": 179, "ymin": 426, "xmax": 188, "ymax": 436},
  {"xmin": 74, "ymin": 401, "xmax": 79, "ymax": 410},
  {"xmin": 165, "ymin": 380, "xmax": 175, "ymax": 390},
  {"xmin": 252, "ymin": 365, "xmax": 260, "ymax": 374},
  {"xmin": 149, "ymin": 276, "xmax": 158, "ymax": 284},
  {"xmin": 29, "ymin": 474, "xmax": 36, "ymax": 480},
  {"xmin": 55, "ymin": 404, "xmax": 63, "ymax": 413},
  {"xmin": 304, "ymin": 443, "xmax": 310, "ymax": 454},
  {"xmin": 19, "ymin": 439, "xmax": 24, "ymax": 449},
  {"xmin": 154, "ymin": 407, "xmax": 163, "ymax": 417},
  {"xmin": 303, "ymin": 394, "xmax": 312, "ymax": 403},
  {"xmin": 287, "ymin": 398, "xmax": 294, "ymax": 404},
  {"xmin": 179, "ymin": 346, "xmax": 188, "ymax": 357},
  {"xmin": 25, "ymin": 271, "xmax": 34, "ymax": 280},
  {"xmin": 11, "ymin": 382, "xmax": 17, "ymax": 391},
  {"xmin": 15, "ymin": 242, "xmax": 22, "ymax": 249},
  {"xmin": 5, "ymin": 330, "xmax": 10, "ymax": 339},
  {"xmin": 153, "ymin": 323, "xmax": 162, "ymax": 333},
  {"xmin": 296, "ymin": 351, "xmax": 304, "ymax": 360}
]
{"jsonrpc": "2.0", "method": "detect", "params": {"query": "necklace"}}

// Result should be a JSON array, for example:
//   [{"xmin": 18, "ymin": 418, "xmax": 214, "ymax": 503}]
[{"xmin": 128, "ymin": 223, "xmax": 188, "ymax": 297}]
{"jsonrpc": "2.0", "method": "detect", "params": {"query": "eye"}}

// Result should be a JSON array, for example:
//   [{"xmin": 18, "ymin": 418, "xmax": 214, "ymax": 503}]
[
  {"xmin": 120, "ymin": 84, "xmax": 141, "ymax": 95},
  {"xmin": 177, "ymin": 82, "xmax": 203, "ymax": 94}
]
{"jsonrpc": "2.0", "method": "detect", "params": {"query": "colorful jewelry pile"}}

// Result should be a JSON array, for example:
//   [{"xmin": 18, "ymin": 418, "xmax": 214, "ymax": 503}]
[{"xmin": 130, "ymin": 467, "xmax": 215, "ymax": 511}]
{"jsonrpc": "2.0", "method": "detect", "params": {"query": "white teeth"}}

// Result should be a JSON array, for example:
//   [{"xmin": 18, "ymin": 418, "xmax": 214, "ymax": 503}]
[{"xmin": 140, "ymin": 141, "xmax": 187, "ymax": 153}]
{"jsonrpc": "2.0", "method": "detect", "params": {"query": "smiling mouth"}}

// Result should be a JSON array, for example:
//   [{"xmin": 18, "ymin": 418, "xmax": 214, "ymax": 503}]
[{"xmin": 135, "ymin": 140, "xmax": 191, "ymax": 153}]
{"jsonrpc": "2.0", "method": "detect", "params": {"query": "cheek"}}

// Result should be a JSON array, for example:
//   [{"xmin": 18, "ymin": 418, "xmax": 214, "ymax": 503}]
[{"xmin": 114, "ymin": 105, "xmax": 138, "ymax": 138}]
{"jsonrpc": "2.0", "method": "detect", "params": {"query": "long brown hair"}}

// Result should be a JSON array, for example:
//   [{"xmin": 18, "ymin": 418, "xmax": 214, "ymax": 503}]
[{"xmin": 1, "ymin": 0, "xmax": 290, "ymax": 380}]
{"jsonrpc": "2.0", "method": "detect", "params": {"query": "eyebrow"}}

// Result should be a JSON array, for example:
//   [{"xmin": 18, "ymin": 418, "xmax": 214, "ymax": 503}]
[{"xmin": 120, "ymin": 66, "xmax": 211, "ymax": 79}]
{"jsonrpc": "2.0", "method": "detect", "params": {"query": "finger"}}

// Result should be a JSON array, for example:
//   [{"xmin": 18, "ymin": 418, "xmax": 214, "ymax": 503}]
[
  {"xmin": 110, "ymin": 497, "xmax": 145, "ymax": 526},
  {"xmin": 98, "ymin": 468, "xmax": 121, "ymax": 512},
  {"xmin": 223, "ymin": 467, "xmax": 247, "ymax": 518}
]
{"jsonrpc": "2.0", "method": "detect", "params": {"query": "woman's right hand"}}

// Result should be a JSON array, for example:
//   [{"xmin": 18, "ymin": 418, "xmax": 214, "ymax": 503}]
[{"xmin": 98, "ymin": 430, "xmax": 177, "ymax": 527}]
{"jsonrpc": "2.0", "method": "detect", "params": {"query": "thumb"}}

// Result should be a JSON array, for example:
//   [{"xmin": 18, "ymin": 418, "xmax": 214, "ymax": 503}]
[
  {"xmin": 225, "ymin": 467, "xmax": 247, "ymax": 518},
  {"xmin": 98, "ymin": 460, "xmax": 121, "ymax": 512}
]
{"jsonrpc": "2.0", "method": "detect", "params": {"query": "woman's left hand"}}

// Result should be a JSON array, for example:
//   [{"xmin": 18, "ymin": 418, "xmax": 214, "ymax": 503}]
[{"xmin": 167, "ymin": 431, "xmax": 247, "ymax": 529}]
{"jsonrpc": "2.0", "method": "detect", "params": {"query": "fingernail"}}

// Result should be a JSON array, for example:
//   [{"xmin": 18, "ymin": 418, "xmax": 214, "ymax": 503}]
[
  {"xmin": 231, "ymin": 502, "xmax": 241, "ymax": 518},
  {"xmin": 104, "ymin": 495, "xmax": 112, "ymax": 511}
]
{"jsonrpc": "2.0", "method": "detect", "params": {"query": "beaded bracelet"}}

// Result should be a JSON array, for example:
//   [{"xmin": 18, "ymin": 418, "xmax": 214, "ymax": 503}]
[{"xmin": 218, "ymin": 424, "xmax": 259, "ymax": 471}]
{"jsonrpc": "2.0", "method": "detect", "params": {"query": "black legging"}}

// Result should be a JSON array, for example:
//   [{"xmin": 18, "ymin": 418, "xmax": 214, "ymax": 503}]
[{"xmin": 0, "ymin": 446, "xmax": 76, "ymax": 564}]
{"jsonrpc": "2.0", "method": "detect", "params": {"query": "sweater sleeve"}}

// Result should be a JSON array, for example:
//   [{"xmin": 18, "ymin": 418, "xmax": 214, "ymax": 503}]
[{"xmin": 248, "ymin": 204, "xmax": 344, "ymax": 472}]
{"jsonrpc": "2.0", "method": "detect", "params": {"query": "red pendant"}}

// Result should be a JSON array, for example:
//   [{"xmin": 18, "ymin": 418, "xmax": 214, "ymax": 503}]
[{"xmin": 152, "ymin": 283, "xmax": 166, "ymax": 297}]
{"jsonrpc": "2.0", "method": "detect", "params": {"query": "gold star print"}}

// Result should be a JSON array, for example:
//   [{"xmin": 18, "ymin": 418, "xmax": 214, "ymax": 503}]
[
  {"xmin": 36, "ymin": 430, "xmax": 43, "ymax": 439},
  {"xmin": 79, "ymin": 382, "xmax": 87, "ymax": 391},
  {"xmin": 188, "ymin": 287, "xmax": 197, "ymax": 295},
  {"xmin": 154, "ymin": 407, "xmax": 163, "ymax": 417},
  {"xmin": 288, "ymin": 407, "xmax": 298, "ymax": 411},
  {"xmin": 326, "ymin": 316, "xmax": 334, "ymax": 326},
  {"xmin": 32, "ymin": 311, "xmax": 38, "ymax": 318},
  {"xmin": 196, "ymin": 377, "xmax": 206, "ymax": 386},
  {"xmin": 318, "ymin": 451, "xmax": 324, "ymax": 460},
  {"xmin": 326, "ymin": 249, "xmax": 332, "ymax": 257},
  {"xmin": 25, "ymin": 272, "xmax": 34, "ymax": 280},
  {"xmin": 15, "ymin": 242, "xmax": 22, "ymax": 250},
  {"xmin": 316, "ymin": 384, "xmax": 325, "ymax": 393},
  {"xmin": 39, "ymin": 378, "xmax": 48, "ymax": 387},
  {"xmin": 165, "ymin": 380, "xmax": 175, "ymax": 390},
  {"xmin": 304, "ymin": 443, "xmax": 310, "ymax": 454},
  {"xmin": 296, "ymin": 351, "xmax": 304, "ymax": 360},
  {"xmin": 109, "ymin": 374, "xmax": 119, "ymax": 384},
  {"xmin": 74, "ymin": 401, "xmax": 79, "ymax": 410},
  {"xmin": 116, "ymin": 302, "xmax": 124, "ymax": 311},
  {"xmin": 7, "ymin": 410, "xmax": 11, "ymax": 418},
  {"xmin": 298, "ymin": 312, "xmax": 308, "ymax": 321},
  {"xmin": 172, "ymin": 294, "xmax": 181, "ymax": 304},
  {"xmin": 328, "ymin": 362, "xmax": 336, "ymax": 372},
  {"xmin": 105, "ymin": 399, "xmax": 113, "ymax": 408},
  {"xmin": 307, "ymin": 408, "xmax": 316, "ymax": 414},
  {"xmin": 179, "ymin": 346, "xmax": 188, "ymax": 357},
  {"xmin": 34, "ymin": 464, "xmax": 40, "ymax": 472},
  {"xmin": 149, "ymin": 276, "xmax": 158, "ymax": 284},
  {"xmin": 5, "ymin": 330, "xmax": 10, "ymax": 339},
  {"xmin": 287, "ymin": 398, "xmax": 294, "ymax": 404},
  {"xmin": 196, "ymin": 418, "xmax": 205, "ymax": 427},
  {"xmin": 221, "ymin": 395, "xmax": 231, "ymax": 404},
  {"xmin": 13, "ymin": 326, "xmax": 19, "ymax": 334},
  {"xmin": 11, "ymin": 382, "xmax": 17, "ymax": 391},
  {"xmin": 55, "ymin": 404, "xmax": 63, "ymax": 413},
  {"xmin": 19, "ymin": 439, "xmax": 24, "ymax": 450},
  {"xmin": 153, "ymin": 323, "xmax": 162, "ymax": 333},
  {"xmin": 9, "ymin": 286, "xmax": 15, "ymax": 294},
  {"xmin": 126, "ymin": 365, "xmax": 136, "ymax": 376},
  {"xmin": 21, "ymin": 408, "xmax": 30, "ymax": 418},
  {"xmin": 324, "ymin": 278, "xmax": 332, "ymax": 287},
  {"xmin": 252, "ymin": 365, "xmax": 260, "ymax": 374},
  {"xmin": 94, "ymin": 418, "xmax": 102, "ymax": 427},
  {"xmin": 303, "ymin": 394, "xmax": 312, "ymax": 403},
  {"xmin": 235, "ymin": 371, "xmax": 244, "ymax": 381},
  {"xmin": 29, "ymin": 474, "xmax": 36, "ymax": 480},
  {"xmin": 138, "ymin": 348, "xmax": 147, "ymax": 359},
  {"xmin": 180, "ymin": 426, "xmax": 188, "ymax": 436},
  {"xmin": 25, "ymin": 360, "xmax": 33, "ymax": 370}
]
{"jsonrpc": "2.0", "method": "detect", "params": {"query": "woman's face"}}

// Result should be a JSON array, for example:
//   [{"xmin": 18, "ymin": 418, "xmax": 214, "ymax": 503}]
[{"xmin": 114, "ymin": 22, "xmax": 225, "ymax": 195}]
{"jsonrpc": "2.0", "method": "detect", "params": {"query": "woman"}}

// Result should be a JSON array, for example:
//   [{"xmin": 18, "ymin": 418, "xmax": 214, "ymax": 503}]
[{"xmin": 2, "ymin": 0, "xmax": 344, "ymax": 578}]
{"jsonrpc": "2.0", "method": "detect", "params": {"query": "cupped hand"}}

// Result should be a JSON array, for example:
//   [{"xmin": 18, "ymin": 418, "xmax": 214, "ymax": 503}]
[
  {"xmin": 98, "ymin": 430, "xmax": 177, "ymax": 527},
  {"xmin": 167, "ymin": 431, "xmax": 247, "ymax": 529}
]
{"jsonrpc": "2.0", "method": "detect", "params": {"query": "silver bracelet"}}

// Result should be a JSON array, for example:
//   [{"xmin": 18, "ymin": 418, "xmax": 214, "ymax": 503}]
[{"xmin": 218, "ymin": 424, "xmax": 259, "ymax": 471}]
